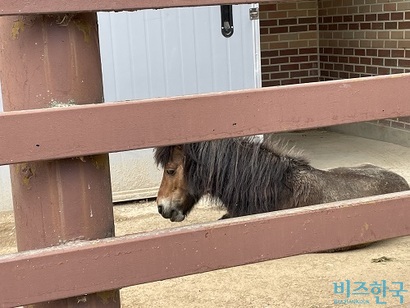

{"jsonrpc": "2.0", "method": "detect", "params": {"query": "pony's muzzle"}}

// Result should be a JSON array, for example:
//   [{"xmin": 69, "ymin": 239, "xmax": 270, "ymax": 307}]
[{"xmin": 157, "ymin": 204, "xmax": 185, "ymax": 222}]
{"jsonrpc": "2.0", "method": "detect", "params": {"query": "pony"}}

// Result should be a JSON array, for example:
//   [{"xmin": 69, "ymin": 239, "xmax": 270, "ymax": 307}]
[{"xmin": 154, "ymin": 137, "xmax": 409, "ymax": 222}]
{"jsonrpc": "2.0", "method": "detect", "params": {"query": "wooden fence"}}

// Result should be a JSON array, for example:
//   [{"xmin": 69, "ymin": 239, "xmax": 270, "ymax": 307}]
[{"xmin": 1, "ymin": 1, "xmax": 410, "ymax": 307}]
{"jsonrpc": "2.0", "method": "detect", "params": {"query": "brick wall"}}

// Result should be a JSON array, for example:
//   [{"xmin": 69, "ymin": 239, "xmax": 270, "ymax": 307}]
[
  {"xmin": 260, "ymin": 0, "xmax": 410, "ymax": 131},
  {"xmin": 260, "ymin": 1, "xmax": 319, "ymax": 86},
  {"xmin": 318, "ymin": 0, "xmax": 410, "ymax": 131}
]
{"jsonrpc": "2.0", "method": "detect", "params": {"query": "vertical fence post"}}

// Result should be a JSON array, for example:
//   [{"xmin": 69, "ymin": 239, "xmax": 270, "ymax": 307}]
[{"xmin": 0, "ymin": 14, "xmax": 121, "ymax": 306}]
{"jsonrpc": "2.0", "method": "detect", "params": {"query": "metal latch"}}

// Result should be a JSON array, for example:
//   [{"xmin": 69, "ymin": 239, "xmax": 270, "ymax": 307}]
[
  {"xmin": 249, "ymin": 7, "xmax": 259, "ymax": 20},
  {"xmin": 220, "ymin": 5, "xmax": 234, "ymax": 38}
]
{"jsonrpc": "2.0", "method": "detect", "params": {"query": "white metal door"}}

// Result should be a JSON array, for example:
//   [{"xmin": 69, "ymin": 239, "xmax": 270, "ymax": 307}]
[
  {"xmin": 98, "ymin": 4, "xmax": 261, "ymax": 202},
  {"xmin": 0, "ymin": 5, "xmax": 261, "ymax": 211}
]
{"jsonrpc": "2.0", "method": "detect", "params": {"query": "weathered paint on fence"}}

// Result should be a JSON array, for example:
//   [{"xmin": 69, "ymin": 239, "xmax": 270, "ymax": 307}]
[
  {"xmin": 0, "ymin": 74, "xmax": 409, "ymax": 166},
  {"xmin": 1, "ymin": 191, "xmax": 409, "ymax": 307},
  {"xmin": 2, "ymin": 0, "xmax": 277, "ymax": 15},
  {"xmin": 0, "ymin": 13, "xmax": 120, "ymax": 307}
]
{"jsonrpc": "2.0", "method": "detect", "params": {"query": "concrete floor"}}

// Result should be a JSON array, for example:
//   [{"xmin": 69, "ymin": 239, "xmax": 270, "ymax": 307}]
[{"xmin": 268, "ymin": 129, "xmax": 410, "ymax": 183}]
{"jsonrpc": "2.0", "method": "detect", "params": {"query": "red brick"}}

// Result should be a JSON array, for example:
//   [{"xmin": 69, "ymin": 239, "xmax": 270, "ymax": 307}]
[
  {"xmin": 281, "ymin": 79, "xmax": 300, "ymax": 85},
  {"xmin": 355, "ymin": 65, "xmax": 366, "ymax": 73},
  {"xmin": 271, "ymin": 72, "xmax": 289, "ymax": 79},
  {"xmin": 372, "ymin": 58, "xmax": 383, "ymax": 65},
  {"xmin": 299, "ymin": 17, "xmax": 317, "ymax": 24},
  {"xmin": 281, "ymin": 63, "xmax": 299, "ymax": 71},
  {"xmin": 360, "ymin": 57, "xmax": 371, "ymax": 65},
  {"xmin": 280, "ymin": 49, "xmax": 298, "ymax": 56},
  {"xmin": 344, "ymin": 64, "xmax": 354, "ymax": 72},
  {"xmin": 338, "ymin": 24, "xmax": 348, "ymax": 30},
  {"xmin": 378, "ymin": 50, "xmax": 390, "ymax": 57},
  {"xmin": 385, "ymin": 22, "xmax": 398, "ymax": 29},
  {"xmin": 344, "ymin": 15, "xmax": 354, "ymax": 22},
  {"xmin": 300, "ymin": 48, "xmax": 317, "ymax": 54},
  {"xmin": 391, "ymin": 12, "xmax": 403, "ymax": 20},
  {"xmin": 300, "ymin": 77, "xmax": 319, "ymax": 83},
  {"xmin": 366, "ymin": 66, "xmax": 378, "ymax": 74},
  {"xmin": 378, "ymin": 67, "xmax": 390, "ymax": 75},
  {"xmin": 392, "ymin": 50, "xmax": 404, "ymax": 58},
  {"xmin": 391, "ymin": 68, "xmax": 405, "ymax": 74},
  {"xmin": 366, "ymin": 49, "xmax": 377, "ymax": 57},
  {"xmin": 377, "ymin": 13, "xmax": 389, "ymax": 21},
  {"xmin": 385, "ymin": 58, "xmax": 397, "ymax": 66},
  {"xmin": 353, "ymin": 15, "xmax": 364, "ymax": 22},
  {"xmin": 360, "ymin": 23, "xmax": 371, "ymax": 30},
  {"xmin": 290, "ymin": 70, "xmax": 309, "ymax": 78},
  {"xmin": 290, "ymin": 55, "xmax": 309, "ymax": 62},
  {"xmin": 355, "ymin": 49, "xmax": 366, "ymax": 56},
  {"xmin": 398, "ymin": 59, "xmax": 410, "ymax": 67},
  {"xmin": 270, "ymin": 26, "xmax": 289, "ymax": 34},
  {"xmin": 263, "ymin": 65, "xmax": 280, "ymax": 72},
  {"xmin": 279, "ymin": 18, "xmax": 298, "ymax": 26},
  {"xmin": 289, "ymin": 25, "xmax": 308, "ymax": 32},
  {"xmin": 372, "ymin": 23, "xmax": 383, "ymax": 30},
  {"xmin": 344, "ymin": 48, "xmax": 354, "ymax": 55},
  {"xmin": 349, "ymin": 56, "xmax": 360, "ymax": 64},
  {"xmin": 270, "ymin": 57, "xmax": 289, "ymax": 64},
  {"xmin": 349, "ymin": 23, "xmax": 359, "ymax": 30},
  {"xmin": 399, "ymin": 21, "xmax": 410, "ymax": 29},
  {"xmin": 262, "ymin": 80, "xmax": 280, "ymax": 87},
  {"xmin": 334, "ymin": 63, "xmax": 343, "ymax": 71},
  {"xmin": 365, "ymin": 14, "xmax": 377, "ymax": 22},
  {"xmin": 260, "ymin": 4, "xmax": 277, "ymax": 11},
  {"xmin": 384, "ymin": 3, "xmax": 397, "ymax": 11},
  {"xmin": 261, "ymin": 50, "xmax": 279, "ymax": 58}
]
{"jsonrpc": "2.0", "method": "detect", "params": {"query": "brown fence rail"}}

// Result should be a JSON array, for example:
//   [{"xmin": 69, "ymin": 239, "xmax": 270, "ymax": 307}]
[
  {"xmin": 3, "ymin": 0, "xmax": 278, "ymax": 15},
  {"xmin": 1, "ymin": 192, "xmax": 410, "ymax": 307},
  {"xmin": 1, "ymin": 74, "xmax": 410, "ymax": 166}
]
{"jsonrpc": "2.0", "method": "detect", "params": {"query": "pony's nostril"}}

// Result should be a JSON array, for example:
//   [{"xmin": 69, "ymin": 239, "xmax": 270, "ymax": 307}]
[{"xmin": 158, "ymin": 205, "xmax": 164, "ymax": 214}]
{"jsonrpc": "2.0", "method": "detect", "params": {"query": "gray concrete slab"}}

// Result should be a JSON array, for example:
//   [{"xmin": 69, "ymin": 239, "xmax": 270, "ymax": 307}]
[{"xmin": 268, "ymin": 130, "xmax": 410, "ymax": 183}]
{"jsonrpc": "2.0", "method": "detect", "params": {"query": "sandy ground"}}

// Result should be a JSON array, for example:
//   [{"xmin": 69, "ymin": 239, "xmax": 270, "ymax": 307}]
[{"xmin": 1, "ymin": 131, "xmax": 410, "ymax": 307}]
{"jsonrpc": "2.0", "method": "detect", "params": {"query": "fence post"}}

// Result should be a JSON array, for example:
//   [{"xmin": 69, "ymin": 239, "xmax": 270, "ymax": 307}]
[{"xmin": 0, "ymin": 14, "xmax": 121, "ymax": 306}]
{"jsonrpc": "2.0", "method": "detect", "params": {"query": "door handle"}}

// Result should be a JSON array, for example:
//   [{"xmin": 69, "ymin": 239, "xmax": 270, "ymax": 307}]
[{"xmin": 220, "ymin": 5, "xmax": 234, "ymax": 38}]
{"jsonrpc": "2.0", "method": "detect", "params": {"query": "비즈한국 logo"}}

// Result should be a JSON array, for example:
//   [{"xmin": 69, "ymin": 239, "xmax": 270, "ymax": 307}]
[{"xmin": 333, "ymin": 280, "xmax": 408, "ymax": 305}]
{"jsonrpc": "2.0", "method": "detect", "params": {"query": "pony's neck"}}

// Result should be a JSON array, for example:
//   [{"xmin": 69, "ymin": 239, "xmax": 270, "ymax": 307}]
[{"xmin": 184, "ymin": 139, "xmax": 309, "ymax": 217}]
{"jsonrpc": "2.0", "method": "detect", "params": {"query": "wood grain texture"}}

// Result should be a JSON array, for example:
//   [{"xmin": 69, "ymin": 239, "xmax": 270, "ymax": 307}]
[
  {"xmin": 1, "ymin": 74, "xmax": 410, "ymax": 165},
  {"xmin": 1, "ymin": 191, "xmax": 409, "ymax": 307}
]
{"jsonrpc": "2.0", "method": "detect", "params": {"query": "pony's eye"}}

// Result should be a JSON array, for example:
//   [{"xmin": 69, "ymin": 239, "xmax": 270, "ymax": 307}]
[{"xmin": 166, "ymin": 169, "xmax": 176, "ymax": 176}]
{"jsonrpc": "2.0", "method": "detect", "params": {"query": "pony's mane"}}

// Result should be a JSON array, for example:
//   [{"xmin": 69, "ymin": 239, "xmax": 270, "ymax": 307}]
[
  {"xmin": 154, "ymin": 145, "xmax": 175, "ymax": 168},
  {"xmin": 154, "ymin": 137, "xmax": 311, "ymax": 216}
]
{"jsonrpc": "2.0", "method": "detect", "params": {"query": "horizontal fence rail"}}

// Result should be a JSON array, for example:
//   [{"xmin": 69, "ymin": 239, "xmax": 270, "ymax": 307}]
[
  {"xmin": 2, "ymin": 0, "xmax": 277, "ymax": 15},
  {"xmin": 1, "ymin": 74, "xmax": 410, "ymax": 166},
  {"xmin": 1, "ymin": 191, "xmax": 410, "ymax": 307}
]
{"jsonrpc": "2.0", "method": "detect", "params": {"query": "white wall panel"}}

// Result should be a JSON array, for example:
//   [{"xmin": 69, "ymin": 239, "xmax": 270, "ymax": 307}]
[{"xmin": 98, "ymin": 5, "xmax": 260, "ymax": 202}]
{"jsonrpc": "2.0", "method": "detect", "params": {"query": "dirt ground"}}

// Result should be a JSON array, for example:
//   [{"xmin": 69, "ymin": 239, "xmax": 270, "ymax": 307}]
[
  {"xmin": 1, "ymin": 202, "xmax": 409, "ymax": 308},
  {"xmin": 1, "ymin": 131, "xmax": 410, "ymax": 307}
]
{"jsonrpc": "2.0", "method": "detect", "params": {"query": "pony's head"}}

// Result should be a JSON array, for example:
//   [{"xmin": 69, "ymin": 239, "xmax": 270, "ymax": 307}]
[{"xmin": 154, "ymin": 145, "xmax": 198, "ymax": 222}]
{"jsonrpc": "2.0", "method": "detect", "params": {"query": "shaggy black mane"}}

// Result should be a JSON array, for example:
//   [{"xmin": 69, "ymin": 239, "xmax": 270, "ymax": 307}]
[{"xmin": 155, "ymin": 137, "xmax": 311, "ymax": 217}]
